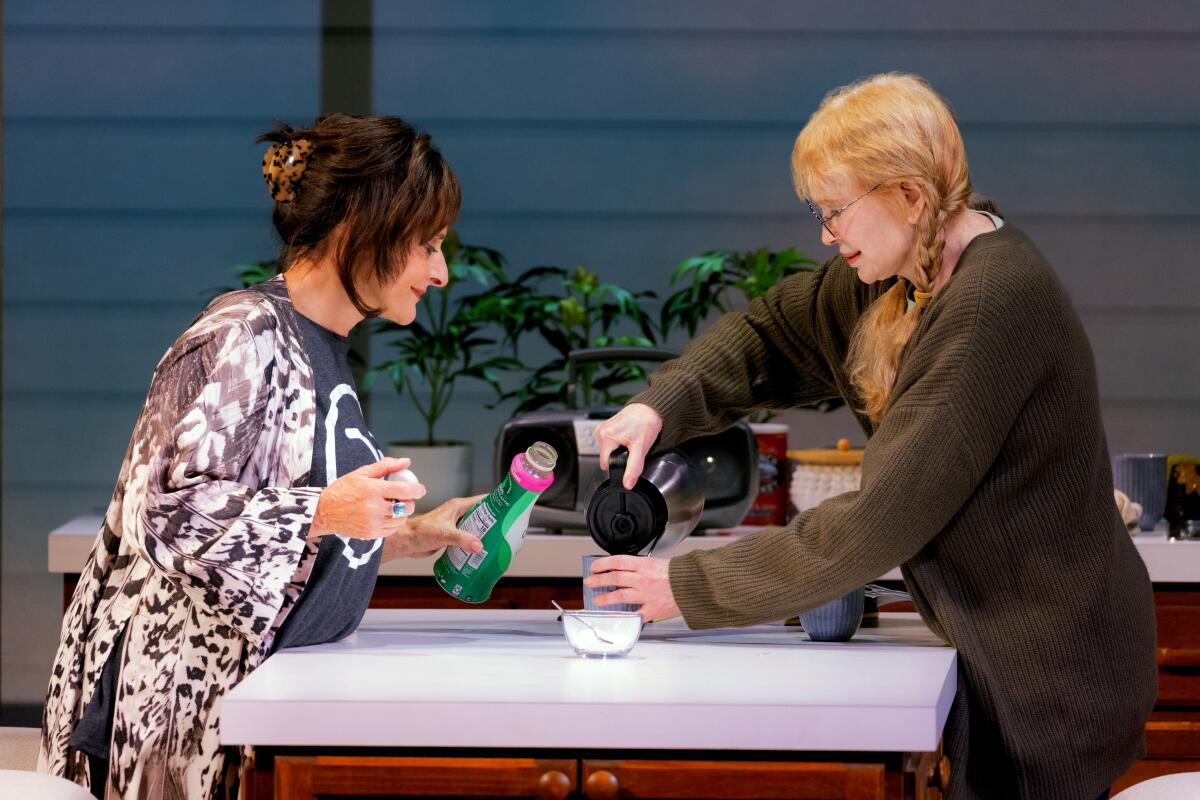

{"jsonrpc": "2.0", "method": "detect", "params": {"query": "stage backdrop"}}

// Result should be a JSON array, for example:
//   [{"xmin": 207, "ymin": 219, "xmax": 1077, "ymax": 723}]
[{"xmin": 4, "ymin": 1, "xmax": 1198, "ymax": 711}]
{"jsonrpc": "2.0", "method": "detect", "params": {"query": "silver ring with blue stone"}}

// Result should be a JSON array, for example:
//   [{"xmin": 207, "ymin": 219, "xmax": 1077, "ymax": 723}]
[{"xmin": 390, "ymin": 501, "xmax": 409, "ymax": 518}]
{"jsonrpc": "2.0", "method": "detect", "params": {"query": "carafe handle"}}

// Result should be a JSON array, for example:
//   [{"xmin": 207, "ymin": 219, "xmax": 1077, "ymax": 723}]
[{"xmin": 607, "ymin": 446, "xmax": 629, "ymax": 487}]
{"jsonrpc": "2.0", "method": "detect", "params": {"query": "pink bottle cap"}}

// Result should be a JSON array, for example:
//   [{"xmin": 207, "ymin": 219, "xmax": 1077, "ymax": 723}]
[{"xmin": 511, "ymin": 454, "xmax": 554, "ymax": 492}]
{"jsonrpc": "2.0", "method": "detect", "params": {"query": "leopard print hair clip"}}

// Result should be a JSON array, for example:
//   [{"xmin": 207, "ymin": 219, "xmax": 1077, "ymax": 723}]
[{"xmin": 262, "ymin": 139, "xmax": 313, "ymax": 202}]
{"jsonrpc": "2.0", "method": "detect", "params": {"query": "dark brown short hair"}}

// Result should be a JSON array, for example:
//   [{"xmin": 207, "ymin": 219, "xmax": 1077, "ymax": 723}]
[{"xmin": 257, "ymin": 114, "xmax": 461, "ymax": 316}]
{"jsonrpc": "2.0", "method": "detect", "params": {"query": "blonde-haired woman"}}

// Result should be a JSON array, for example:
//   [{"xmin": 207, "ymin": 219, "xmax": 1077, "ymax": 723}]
[{"xmin": 589, "ymin": 74, "xmax": 1155, "ymax": 799}]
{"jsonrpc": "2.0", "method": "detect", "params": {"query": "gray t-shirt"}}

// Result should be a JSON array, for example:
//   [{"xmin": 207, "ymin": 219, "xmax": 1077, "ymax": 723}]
[{"xmin": 271, "ymin": 314, "xmax": 386, "ymax": 651}]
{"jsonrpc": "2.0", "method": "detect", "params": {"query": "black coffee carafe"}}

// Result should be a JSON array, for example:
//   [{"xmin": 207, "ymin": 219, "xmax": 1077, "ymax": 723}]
[{"xmin": 586, "ymin": 447, "xmax": 705, "ymax": 556}]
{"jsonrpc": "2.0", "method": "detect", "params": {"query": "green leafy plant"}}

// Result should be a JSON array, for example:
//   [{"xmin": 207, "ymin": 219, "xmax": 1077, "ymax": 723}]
[
  {"xmin": 229, "ymin": 259, "xmax": 282, "ymax": 288},
  {"xmin": 659, "ymin": 247, "xmax": 842, "ymax": 416},
  {"xmin": 364, "ymin": 233, "xmax": 523, "ymax": 445},
  {"xmin": 660, "ymin": 247, "xmax": 818, "ymax": 337},
  {"xmin": 473, "ymin": 265, "xmax": 660, "ymax": 412},
  {"xmin": 206, "ymin": 259, "xmax": 281, "ymax": 298}
]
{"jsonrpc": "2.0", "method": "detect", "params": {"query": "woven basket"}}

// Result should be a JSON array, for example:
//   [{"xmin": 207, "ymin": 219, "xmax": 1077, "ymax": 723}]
[{"xmin": 788, "ymin": 438, "xmax": 863, "ymax": 514}]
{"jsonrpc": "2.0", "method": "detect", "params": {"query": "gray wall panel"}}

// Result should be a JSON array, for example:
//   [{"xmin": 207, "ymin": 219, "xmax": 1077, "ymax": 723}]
[
  {"xmin": 5, "ymin": 124, "xmax": 285, "ymax": 210},
  {"xmin": 9, "ymin": 123, "xmax": 1199, "ymax": 215},
  {"xmin": 6, "ymin": 33, "xmax": 320, "ymax": 118},
  {"xmin": 7, "ymin": 1, "xmax": 320, "ymax": 27},
  {"xmin": 4, "ymin": 307, "xmax": 197, "ymax": 393},
  {"xmin": 371, "ymin": 1, "xmax": 1200, "ymax": 33},
  {"xmin": 3, "ymin": 214, "xmax": 275, "ymax": 302},
  {"xmin": 1083, "ymin": 312, "xmax": 1200, "ymax": 401},
  {"xmin": 3, "ymin": 397, "xmax": 140, "ymax": 488},
  {"xmin": 1016, "ymin": 220, "xmax": 1200, "ymax": 310},
  {"xmin": 1100, "ymin": 403, "xmax": 1200, "ymax": 455},
  {"xmin": 438, "ymin": 128, "xmax": 1200, "ymax": 216},
  {"xmin": 372, "ymin": 37, "xmax": 1199, "ymax": 125},
  {"xmin": 1028, "ymin": 313, "xmax": 1199, "ymax": 415}
]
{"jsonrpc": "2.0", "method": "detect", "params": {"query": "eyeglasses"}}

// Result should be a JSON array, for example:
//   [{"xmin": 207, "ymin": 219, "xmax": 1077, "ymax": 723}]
[{"xmin": 805, "ymin": 183, "xmax": 882, "ymax": 239}]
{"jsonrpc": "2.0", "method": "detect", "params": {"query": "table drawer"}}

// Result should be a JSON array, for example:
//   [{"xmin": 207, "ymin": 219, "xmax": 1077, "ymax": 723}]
[
  {"xmin": 1156, "ymin": 666, "xmax": 1200, "ymax": 706},
  {"xmin": 1143, "ymin": 711, "xmax": 1200, "ymax": 758},
  {"xmin": 580, "ymin": 759, "xmax": 889, "ymax": 800},
  {"xmin": 1153, "ymin": 589, "xmax": 1200, "ymax": 649},
  {"xmin": 271, "ymin": 755, "xmax": 577, "ymax": 799},
  {"xmin": 1155, "ymin": 590, "xmax": 1200, "ymax": 706}
]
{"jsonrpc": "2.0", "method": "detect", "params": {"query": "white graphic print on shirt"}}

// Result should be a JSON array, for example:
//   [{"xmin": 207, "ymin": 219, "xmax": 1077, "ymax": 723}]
[{"xmin": 325, "ymin": 383, "xmax": 384, "ymax": 569}]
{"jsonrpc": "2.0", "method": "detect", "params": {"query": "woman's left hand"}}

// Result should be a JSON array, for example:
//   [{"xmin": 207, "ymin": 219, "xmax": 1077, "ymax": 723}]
[
  {"xmin": 383, "ymin": 494, "xmax": 487, "ymax": 561},
  {"xmin": 584, "ymin": 555, "xmax": 681, "ymax": 622}
]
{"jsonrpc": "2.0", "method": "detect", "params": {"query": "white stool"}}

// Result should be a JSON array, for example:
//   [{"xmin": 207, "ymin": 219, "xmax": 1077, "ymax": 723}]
[
  {"xmin": 0, "ymin": 726, "xmax": 41, "ymax": 771},
  {"xmin": 1114, "ymin": 772, "xmax": 1200, "ymax": 799},
  {"xmin": 0, "ymin": 770, "xmax": 93, "ymax": 800}
]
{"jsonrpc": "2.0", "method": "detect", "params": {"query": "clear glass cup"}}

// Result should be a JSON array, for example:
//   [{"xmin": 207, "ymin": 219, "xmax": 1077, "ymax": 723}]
[{"xmin": 582, "ymin": 554, "xmax": 641, "ymax": 613}]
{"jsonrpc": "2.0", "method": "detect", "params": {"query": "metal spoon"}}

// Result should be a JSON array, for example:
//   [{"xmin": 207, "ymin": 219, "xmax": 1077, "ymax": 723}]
[{"xmin": 551, "ymin": 599, "xmax": 616, "ymax": 645}]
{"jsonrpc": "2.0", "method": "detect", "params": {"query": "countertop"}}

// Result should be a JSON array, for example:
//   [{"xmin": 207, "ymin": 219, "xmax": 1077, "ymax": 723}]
[
  {"xmin": 48, "ymin": 514, "xmax": 1200, "ymax": 582},
  {"xmin": 219, "ymin": 609, "xmax": 956, "ymax": 753}
]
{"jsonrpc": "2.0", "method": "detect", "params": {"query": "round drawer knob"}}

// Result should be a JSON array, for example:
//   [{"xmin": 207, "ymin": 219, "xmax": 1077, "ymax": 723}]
[
  {"xmin": 585, "ymin": 769, "xmax": 620, "ymax": 800},
  {"xmin": 537, "ymin": 769, "xmax": 571, "ymax": 800},
  {"xmin": 934, "ymin": 756, "xmax": 951, "ymax": 790}
]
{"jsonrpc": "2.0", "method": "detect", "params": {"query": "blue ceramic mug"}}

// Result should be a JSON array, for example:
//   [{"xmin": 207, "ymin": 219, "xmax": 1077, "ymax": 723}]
[
  {"xmin": 1112, "ymin": 453, "xmax": 1168, "ymax": 531},
  {"xmin": 799, "ymin": 587, "xmax": 865, "ymax": 642}
]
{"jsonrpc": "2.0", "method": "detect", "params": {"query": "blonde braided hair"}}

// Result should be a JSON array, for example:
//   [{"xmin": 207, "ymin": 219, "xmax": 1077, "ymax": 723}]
[{"xmin": 792, "ymin": 73, "xmax": 973, "ymax": 420}]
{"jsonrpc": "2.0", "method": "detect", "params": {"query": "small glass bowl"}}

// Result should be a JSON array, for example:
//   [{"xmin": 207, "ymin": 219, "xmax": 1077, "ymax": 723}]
[{"xmin": 561, "ymin": 610, "xmax": 643, "ymax": 658}]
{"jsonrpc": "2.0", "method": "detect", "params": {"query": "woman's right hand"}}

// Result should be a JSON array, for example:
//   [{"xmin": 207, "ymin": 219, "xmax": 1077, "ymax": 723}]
[
  {"xmin": 594, "ymin": 403, "xmax": 664, "ymax": 490},
  {"xmin": 309, "ymin": 457, "xmax": 426, "ymax": 541}
]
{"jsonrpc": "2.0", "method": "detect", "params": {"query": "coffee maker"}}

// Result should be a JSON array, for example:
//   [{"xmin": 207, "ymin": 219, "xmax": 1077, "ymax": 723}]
[{"xmin": 493, "ymin": 348, "xmax": 759, "ymax": 534}]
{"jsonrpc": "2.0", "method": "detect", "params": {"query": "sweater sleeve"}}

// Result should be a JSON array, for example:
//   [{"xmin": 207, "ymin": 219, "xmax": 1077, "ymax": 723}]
[
  {"xmin": 123, "ymin": 318, "xmax": 319, "ymax": 648},
  {"xmin": 668, "ymin": 404, "xmax": 979, "ymax": 628},
  {"xmin": 668, "ymin": 255, "xmax": 1048, "ymax": 628},
  {"xmin": 631, "ymin": 257, "xmax": 866, "ymax": 448}
]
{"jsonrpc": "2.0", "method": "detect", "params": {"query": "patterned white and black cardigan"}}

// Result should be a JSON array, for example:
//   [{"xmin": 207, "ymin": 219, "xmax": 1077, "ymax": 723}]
[{"xmin": 40, "ymin": 276, "xmax": 330, "ymax": 799}]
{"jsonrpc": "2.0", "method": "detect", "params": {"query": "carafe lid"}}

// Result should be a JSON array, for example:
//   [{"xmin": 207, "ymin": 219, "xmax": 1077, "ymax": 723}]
[{"xmin": 586, "ymin": 450, "xmax": 669, "ymax": 555}]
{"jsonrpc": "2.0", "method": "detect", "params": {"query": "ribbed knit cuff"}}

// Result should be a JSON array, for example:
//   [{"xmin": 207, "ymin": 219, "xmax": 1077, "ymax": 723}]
[
  {"xmin": 630, "ymin": 379, "xmax": 700, "ymax": 451},
  {"xmin": 667, "ymin": 549, "xmax": 712, "ymax": 628}
]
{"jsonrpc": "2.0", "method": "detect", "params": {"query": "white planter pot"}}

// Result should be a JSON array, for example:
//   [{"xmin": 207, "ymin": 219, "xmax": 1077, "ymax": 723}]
[{"xmin": 385, "ymin": 442, "xmax": 473, "ymax": 514}]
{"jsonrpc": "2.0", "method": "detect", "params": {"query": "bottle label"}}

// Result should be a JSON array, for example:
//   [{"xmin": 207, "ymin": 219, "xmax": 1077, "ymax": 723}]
[
  {"xmin": 433, "ymin": 467, "xmax": 548, "ymax": 603},
  {"xmin": 458, "ymin": 502, "xmax": 498, "ymax": 538}
]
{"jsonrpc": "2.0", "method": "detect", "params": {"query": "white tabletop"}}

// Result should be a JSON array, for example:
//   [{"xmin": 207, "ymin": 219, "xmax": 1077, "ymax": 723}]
[
  {"xmin": 220, "ymin": 609, "xmax": 956, "ymax": 753},
  {"xmin": 49, "ymin": 514, "xmax": 1200, "ymax": 582},
  {"xmin": 1119, "ymin": 528, "xmax": 1200, "ymax": 582}
]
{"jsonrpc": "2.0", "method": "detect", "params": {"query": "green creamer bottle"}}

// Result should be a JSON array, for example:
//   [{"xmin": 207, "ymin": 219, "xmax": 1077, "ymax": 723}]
[{"xmin": 433, "ymin": 442, "xmax": 558, "ymax": 603}]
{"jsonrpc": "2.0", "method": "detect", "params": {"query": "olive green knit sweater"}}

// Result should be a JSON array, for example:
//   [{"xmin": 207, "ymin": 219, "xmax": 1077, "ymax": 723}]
[{"xmin": 633, "ymin": 221, "xmax": 1157, "ymax": 800}]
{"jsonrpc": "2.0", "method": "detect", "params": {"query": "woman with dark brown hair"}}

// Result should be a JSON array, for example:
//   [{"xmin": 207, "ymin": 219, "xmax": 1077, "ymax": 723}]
[{"xmin": 38, "ymin": 114, "xmax": 484, "ymax": 799}]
